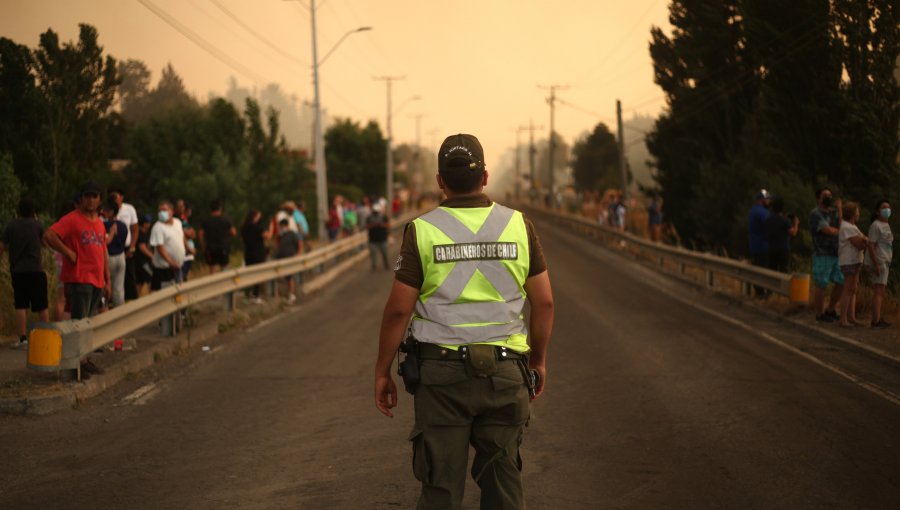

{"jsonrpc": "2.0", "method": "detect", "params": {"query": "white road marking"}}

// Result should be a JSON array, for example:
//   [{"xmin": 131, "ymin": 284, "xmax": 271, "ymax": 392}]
[
  {"xmin": 122, "ymin": 383, "xmax": 159, "ymax": 406},
  {"xmin": 660, "ymin": 286, "xmax": 900, "ymax": 407},
  {"xmin": 558, "ymin": 223, "xmax": 900, "ymax": 407}
]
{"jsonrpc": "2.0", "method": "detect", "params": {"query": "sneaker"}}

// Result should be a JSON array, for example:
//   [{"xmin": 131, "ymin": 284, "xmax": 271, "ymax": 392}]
[
  {"xmin": 81, "ymin": 359, "xmax": 104, "ymax": 375},
  {"xmin": 12, "ymin": 339, "xmax": 28, "ymax": 350},
  {"xmin": 287, "ymin": 294, "xmax": 296, "ymax": 305},
  {"xmin": 816, "ymin": 314, "xmax": 837, "ymax": 323},
  {"xmin": 872, "ymin": 320, "xmax": 892, "ymax": 329},
  {"xmin": 250, "ymin": 297, "xmax": 264, "ymax": 305},
  {"xmin": 826, "ymin": 309, "xmax": 840, "ymax": 321}
]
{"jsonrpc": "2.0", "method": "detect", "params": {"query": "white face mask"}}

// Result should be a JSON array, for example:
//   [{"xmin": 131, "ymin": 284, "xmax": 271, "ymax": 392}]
[
  {"xmin": 881, "ymin": 208, "xmax": 891, "ymax": 220},
  {"xmin": 158, "ymin": 210, "xmax": 170, "ymax": 222}
]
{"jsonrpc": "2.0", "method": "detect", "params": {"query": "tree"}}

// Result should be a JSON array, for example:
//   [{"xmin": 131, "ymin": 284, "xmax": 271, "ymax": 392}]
[
  {"xmin": 571, "ymin": 122, "xmax": 620, "ymax": 192},
  {"xmin": 0, "ymin": 37, "xmax": 40, "ymax": 201},
  {"xmin": 0, "ymin": 155, "xmax": 23, "ymax": 223},
  {"xmin": 0, "ymin": 24, "xmax": 118, "ymax": 214},
  {"xmin": 117, "ymin": 58, "xmax": 152, "ymax": 123},
  {"xmin": 33, "ymin": 24, "xmax": 119, "ymax": 211},
  {"xmin": 647, "ymin": 0, "xmax": 760, "ymax": 249},
  {"xmin": 324, "ymin": 118, "xmax": 387, "ymax": 198}
]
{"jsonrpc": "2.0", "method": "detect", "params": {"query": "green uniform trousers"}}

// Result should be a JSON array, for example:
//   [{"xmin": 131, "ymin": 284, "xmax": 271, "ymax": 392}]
[{"xmin": 410, "ymin": 357, "xmax": 531, "ymax": 510}]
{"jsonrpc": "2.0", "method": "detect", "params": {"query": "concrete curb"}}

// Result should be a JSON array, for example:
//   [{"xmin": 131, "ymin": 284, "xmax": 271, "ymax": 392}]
[
  {"xmin": 0, "ymin": 318, "xmax": 223, "ymax": 416},
  {"xmin": 0, "ymin": 248, "xmax": 372, "ymax": 416}
]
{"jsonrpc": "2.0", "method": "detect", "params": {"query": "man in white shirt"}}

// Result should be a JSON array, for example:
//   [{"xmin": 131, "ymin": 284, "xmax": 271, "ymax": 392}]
[{"xmin": 149, "ymin": 201, "xmax": 185, "ymax": 291}]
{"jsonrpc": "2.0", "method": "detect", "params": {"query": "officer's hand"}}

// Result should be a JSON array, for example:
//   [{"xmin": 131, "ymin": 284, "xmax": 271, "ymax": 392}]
[
  {"xmin": 530, "ymin": 363, "xmax": 546, "ymax": 400},
  {"xmin": 375, "ymin": 374, "xmax": 398, "ymax": 418}
]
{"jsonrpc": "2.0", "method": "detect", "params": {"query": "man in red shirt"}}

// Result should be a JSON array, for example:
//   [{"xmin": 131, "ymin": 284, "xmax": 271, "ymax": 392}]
[{"xmin": 44, "ymin": 182, "xmax": 111, "ymax": 323}]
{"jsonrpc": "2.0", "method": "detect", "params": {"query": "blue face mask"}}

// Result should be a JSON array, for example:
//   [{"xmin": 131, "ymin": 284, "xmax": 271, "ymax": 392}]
[
  {"xmin": 881, "ymin": 208, "xmax": 891, "ymax": 220},
  {"xmin": 158, "ymin": 210, "xmax": 170, "ymax": 222}
]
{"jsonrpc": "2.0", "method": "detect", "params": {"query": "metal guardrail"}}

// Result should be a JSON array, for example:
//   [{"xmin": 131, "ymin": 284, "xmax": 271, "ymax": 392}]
[
  {"xmin": 27, "ymin": 210, "xmax": 419, "ymax": 374},
  {"xmin": 520, "ymin": 203, "xmax": 809, "ymax": 301}
]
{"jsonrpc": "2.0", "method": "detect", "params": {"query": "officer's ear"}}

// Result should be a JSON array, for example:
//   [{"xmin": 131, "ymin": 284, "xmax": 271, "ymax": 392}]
[
  {"xmin": 436, "ymin": 173, "xmax": 446, "ymax": 192},
  {"xmin": 481, "ymin": 170, "xmax": 488, "ymax": 188}
]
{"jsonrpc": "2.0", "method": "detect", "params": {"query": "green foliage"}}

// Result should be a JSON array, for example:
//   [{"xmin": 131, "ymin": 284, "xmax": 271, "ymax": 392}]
[
  {"xmin": 0, "ymin": 24, "xmax": 118, "ymax": 215},
  {"xmin": 647, "ymin": 0, "xmax": 899, "ymax": 265},
  {"xmin": 324, "ymin": 118, "xmax": 387, "ymax": 197},
  {"xmin": 124, "ymin": 93, "xmax": 313, "ymax": 235},
  {"xmin": 0, "ymin": 155, "xmax": 24, "ymax": 223},
  {"xmin": 571, "ymin": 122, "xmax": 620, "ymax": 192}
]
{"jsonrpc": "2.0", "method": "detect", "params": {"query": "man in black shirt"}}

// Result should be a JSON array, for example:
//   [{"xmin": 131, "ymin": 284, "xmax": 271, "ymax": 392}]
[
  {"xmin": 199, "ymin": 200, "xmax": 236, "ymax": 274},
  {"xmin": 766, "ymin": 196, "xmax": 799, "ymax": 273},
  {"xmin": 1, "ymin": 199, "xmax": 49, "ymax": 348},
  {"xmin": 366, "ymin": 204, "xmax": 390, "ymax": 270}
]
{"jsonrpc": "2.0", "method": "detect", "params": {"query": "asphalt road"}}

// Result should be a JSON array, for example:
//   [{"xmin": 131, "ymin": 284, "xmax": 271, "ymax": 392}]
[{"xmin": 2, "ymin": 215, "xmax": 899, "ymax": 509}]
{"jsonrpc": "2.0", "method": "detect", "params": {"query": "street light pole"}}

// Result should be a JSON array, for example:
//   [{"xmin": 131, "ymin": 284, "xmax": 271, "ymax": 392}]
[
  {"xmin": 308, "ymin": 7, "xmax": 371, "ymax": 239},
  {"xmin": 374, "ymin": 76, "xmax": 408, "ymax": 214},
  {"xmin": 310, "ymin": 0, "xmax": 327, "ymax": 240}
]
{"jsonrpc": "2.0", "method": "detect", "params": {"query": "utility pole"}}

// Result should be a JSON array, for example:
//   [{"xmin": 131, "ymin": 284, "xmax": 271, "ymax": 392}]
[
  {"xmin": 538, "ymin": 84, "xmax": 568, "ymax": 207},
  {"xmin": 302, "ymin": 0, "xmax": 370, "ymax": 240},
  {"xmin": 518, "ymin": 119, "xmax": 543, "ymax": 200},
  {"xmin": 310, "ymin": 0, "xmax": 327, "ymax": 240},
  {"xmin": 374, "ymin": 76, "xmax": 405, "ymax": 213},
  {"xmin": 411, "ymin": 113, "xmax": 426, "ymax": 197},
  {"xmin": 616, "ymin": 99, "xmax": 628, "ymax": 200},
  {"xmin": 513, "ymin": 127, "xmax": 523, "ymax": 199}
]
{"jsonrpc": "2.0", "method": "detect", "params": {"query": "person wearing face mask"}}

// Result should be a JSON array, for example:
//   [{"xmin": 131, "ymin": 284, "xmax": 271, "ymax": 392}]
[
  {"xmin": 808, "ymin": 187, "xmax": 844, "ymax": 323},
  {"xmin": 149, "ymin": 201, "xmax": 185, "ymax": 291},
  {"xmin": 866, "ymin": 199, "xmax": 893, "ymax": 328}
]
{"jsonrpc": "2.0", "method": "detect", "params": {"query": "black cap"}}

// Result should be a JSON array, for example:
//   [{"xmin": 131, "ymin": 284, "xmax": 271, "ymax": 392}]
[
  {"xmin": 80, "ymin": 180, "xmax": 102, "ymax": 195},
  {"xmin": 438, "ymin": 134, "xmax": 485, "ymax": 174}
]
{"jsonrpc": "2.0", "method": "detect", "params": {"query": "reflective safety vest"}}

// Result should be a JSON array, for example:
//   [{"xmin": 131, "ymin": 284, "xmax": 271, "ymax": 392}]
[{"xmin": 410, "ymin": 203, "xmax": 530, "ymax": 347}]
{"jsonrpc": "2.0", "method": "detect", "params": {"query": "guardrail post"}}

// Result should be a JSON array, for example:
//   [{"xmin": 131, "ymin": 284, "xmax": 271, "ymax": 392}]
[
  {"xmin": 741, "ymin": 281, "xmax": 751, "ymax": 297},
  {"xmin": 679, "ymin": 263, "xmax": 686, "ymax": 275},
  {"xmin": 224, "ymin": 291, "xmax": 236, "ymax": 312},
  {"xmin": 657, "ymin": 255, "xmax": 664, "ymax": 267},
  {"xmin": 705, "ymin": 270, "xmax": 714, "ymax": 289},
  {"xmin": 160, "ymin": 313, "xmax": 176, "ymax": 337}
]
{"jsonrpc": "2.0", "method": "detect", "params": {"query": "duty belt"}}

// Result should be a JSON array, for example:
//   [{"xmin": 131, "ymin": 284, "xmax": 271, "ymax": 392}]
[{"xmin": 417, "ymin": 342, "xmax": 525, "ymax": 361}]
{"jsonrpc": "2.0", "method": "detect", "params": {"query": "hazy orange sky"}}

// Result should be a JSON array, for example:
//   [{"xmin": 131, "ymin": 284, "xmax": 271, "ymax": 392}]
[{"xmin": 2, "ymin": 0, "xmax": 671, "ymax": 175}]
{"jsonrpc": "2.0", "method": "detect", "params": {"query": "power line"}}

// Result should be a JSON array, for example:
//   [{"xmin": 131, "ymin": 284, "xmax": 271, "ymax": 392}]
[
  {"xmin": 211, "ymin": 0, "xmax": 308, "ymax": 66},
  {"xmin": 556, "ymin": 97, "xmax": 649, "ymax": 134},
  {"xmin": 632, "ymin": 17, "xmax": 829, "ymax": 116},
  {"xmin": 137, "ymin": 0, "xmax": 266, "ymax": 84},
  {"xmin": 575, "ymin": 0, "xmax": 663, "ymax": 84}
]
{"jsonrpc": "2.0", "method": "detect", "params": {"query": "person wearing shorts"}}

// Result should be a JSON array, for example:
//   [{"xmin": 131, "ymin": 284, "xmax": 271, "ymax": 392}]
[
  {"xmin": 1, "ymin": 198, "xmax": 49, "ymax": 348},
  {"xmin": 866, "ymin": 199, "xmax": 893, "ymax": 328},
  {"xmin": 837, "ymin": 202, "xmax": 867, "ymax": 328},
  {"xmin": 808, "ymin": 188, "xmax": 844, "ymax": 322}
]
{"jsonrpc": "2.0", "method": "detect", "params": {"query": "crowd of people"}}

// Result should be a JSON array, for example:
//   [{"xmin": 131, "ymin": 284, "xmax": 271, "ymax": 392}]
[
  {"xmin": 747, "ymin": 187, "xmax": 893, "ymax": 329},
  {"xmin": 1, "ymin": 181, "xmax": 398, "ymax": 363}
]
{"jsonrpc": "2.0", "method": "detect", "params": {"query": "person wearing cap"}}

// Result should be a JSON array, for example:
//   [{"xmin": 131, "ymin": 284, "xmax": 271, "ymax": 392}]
[
  {"xmin": 44, "ymin": 181, "xmax": 111, "ymax": 376},
  {"xmin": 747, "ymin": 189, "xmax": 771, "ymax": 296},
  {"xmin": 375, "ymin": 133, "xmax": 554, "ymax": 509}
]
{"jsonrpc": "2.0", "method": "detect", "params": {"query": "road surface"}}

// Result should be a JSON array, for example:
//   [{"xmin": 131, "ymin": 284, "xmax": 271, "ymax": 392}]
[{"xmin": 2, "ymin": 214, "xmax": 899, "ymax": 509}]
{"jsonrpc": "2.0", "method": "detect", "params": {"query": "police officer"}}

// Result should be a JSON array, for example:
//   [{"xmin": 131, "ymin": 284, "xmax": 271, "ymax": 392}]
[{"xmin": 375, "ymin": 133, "xmax": 554, "ymax": 509}]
